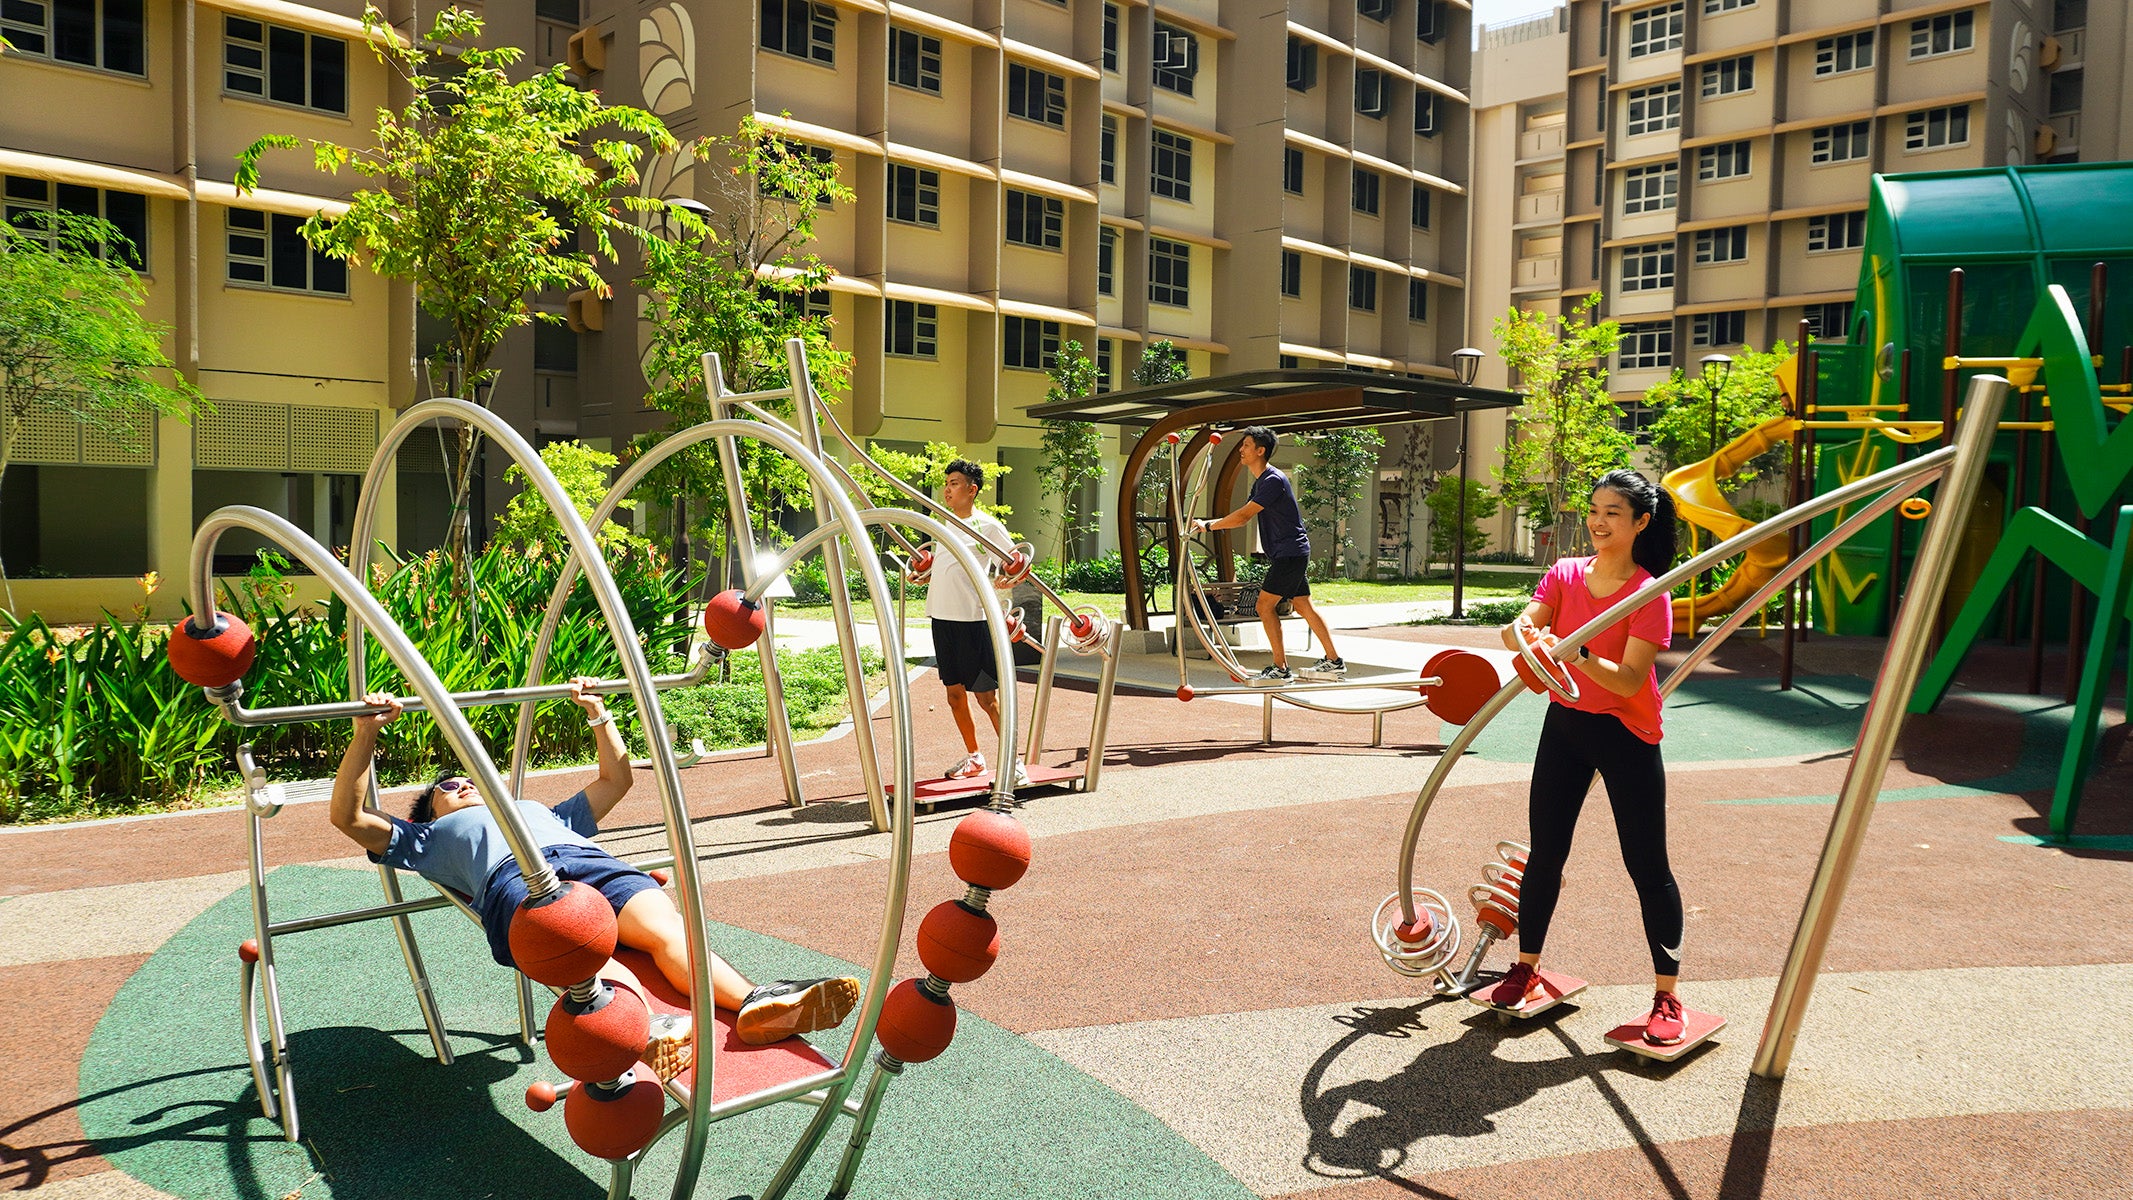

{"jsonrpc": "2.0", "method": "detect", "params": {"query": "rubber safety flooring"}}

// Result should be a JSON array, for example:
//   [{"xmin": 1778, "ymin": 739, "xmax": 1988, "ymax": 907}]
[{"xmin": 1, "ymin": 630, "xmax": 2128, "ymax": 1200}]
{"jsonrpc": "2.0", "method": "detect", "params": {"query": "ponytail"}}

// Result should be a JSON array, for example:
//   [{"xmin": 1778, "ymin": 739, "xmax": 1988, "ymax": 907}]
[{"xmin": 1592, "ymin": 469, "xmax": 1677, "ymax": 578}]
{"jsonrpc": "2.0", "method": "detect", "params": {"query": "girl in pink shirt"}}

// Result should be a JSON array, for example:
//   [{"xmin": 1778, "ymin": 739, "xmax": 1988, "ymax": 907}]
[{"xmin": 1492, "ymin": 470, "xmax": 1690, "ymax": 1045}]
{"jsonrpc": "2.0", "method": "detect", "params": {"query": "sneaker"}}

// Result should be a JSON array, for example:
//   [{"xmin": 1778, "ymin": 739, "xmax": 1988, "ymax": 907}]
[
  {"xmin": 1012, "ymin": 761, "xmax": 1033, "ymax": 790},
  {"xmin": 1645, "ymin": 990, "xmax": 1686, "ymax": 1046},
  {"xmin": 1300, "ymin": 657, "xmax": 1346, "ymax": 681},
  {"xmin": 1488, "ymin": 961, "xmax": 1544, "ymax": 1009},
  {"xmin": 735, "ymin": 977, "xmax": 863, "ymax": 1046},
  {"xmin": 944, "ymin": 752, "xmax": 985, "ymax": 780},
  {"xmin": 1249, "ymin": 664, "xmax": 1293, "ymax": 687},
  {"xmin": 644, "ymin": 1013, "xmax": 694, "ymax": 1082}
]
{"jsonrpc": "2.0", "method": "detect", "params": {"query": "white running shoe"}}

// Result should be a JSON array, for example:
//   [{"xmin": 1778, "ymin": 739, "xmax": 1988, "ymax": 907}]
[
  {"xmin": 1299, "ymin": 656, "xmax": 1346, "ymax": 681},
  {"xmin": 1012, "ymin": 761, "xmax": 1033, "ymax": 789},
  {"xmin": 1249, "ymin": 664, "xmax": 1293, "ymax": 687},
  {"xmin": 944, "ymin": 752, "xmax": 986, "ymax": 780}
]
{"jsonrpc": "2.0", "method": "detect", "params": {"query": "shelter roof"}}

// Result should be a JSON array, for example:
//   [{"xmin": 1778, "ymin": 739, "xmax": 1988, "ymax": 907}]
[{"xmin": 1025, "ymin": 368, "xmax": 1522, "ymax": 431}]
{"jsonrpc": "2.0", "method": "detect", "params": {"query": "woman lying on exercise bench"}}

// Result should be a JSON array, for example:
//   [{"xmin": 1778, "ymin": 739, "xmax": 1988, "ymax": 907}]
[{"xmin": 327, "ymin": 680, "xmax": 859, "ymax": 1069}]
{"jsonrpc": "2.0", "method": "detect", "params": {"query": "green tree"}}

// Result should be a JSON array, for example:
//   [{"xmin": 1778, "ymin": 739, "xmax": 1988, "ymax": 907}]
[
  {"xmin": 631, "ymin": 117, "xmax": 855, "ymax": 581},
  {"xmin": 1492, "ymin": 295, "xmax": 1634, "ymax": 560},
  {"xmin": 1132, "ymin": 339, "xmax": 1192, "ymax": 515},
  {"xmin": 235, "ymin": 5, "xmax": 676, "ymax": 569},
  {"xmin": 1640, "ymin": 341, "xmax": 1795, "ymax": 491},
  {"xmin": 1038, "ymin": 340, "xmax": 1104, "ymax": 565},
  {"xmin": 1295, "ymin": 426, "xmax": 1385, "ymax": 581},
  {"xmin": 0, "ymin": 214, "xmax": 206, "ymax": 610},
  {"xmin": 494, "ymin": 440, "xmax": 651, "ymax": 557},
  {"xmin": 1423, "ymin": 476, "xmax": 1502, "ymax": 574}
]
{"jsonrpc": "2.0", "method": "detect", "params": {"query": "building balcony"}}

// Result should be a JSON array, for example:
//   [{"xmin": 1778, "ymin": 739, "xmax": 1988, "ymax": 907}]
[
  {"xmin": 1516, "ymin": 188, "xmax": 1564, "ymax": 225},
  {"xmin": 1513, "ymin": 255, "xmax": 1561, "ymax": 292},
  {"xmin": 1518, "ymin": 124, "xmax": 1567, "ymax": 161}
]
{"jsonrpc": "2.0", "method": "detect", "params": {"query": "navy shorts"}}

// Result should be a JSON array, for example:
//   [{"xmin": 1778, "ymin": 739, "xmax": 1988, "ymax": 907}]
[
  {"xmin": 931, "ymin": 618, "xmax": 999, "ymax": 693},
  {"xmin": 1259, "ymin": 555, "xmax": 1311, "ymax": 601},
  {"xmin": 479, "ymin": 843, "xmax": 661, "ymax": 969}
]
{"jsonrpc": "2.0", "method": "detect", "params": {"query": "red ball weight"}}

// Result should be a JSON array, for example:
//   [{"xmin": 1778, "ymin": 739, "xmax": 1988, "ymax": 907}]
[
  {"xmin": 701, "ymin": 589, "xmax": 767, "ymax": 651},
  {"xmin": 545, "ymin": 982, "xmax": 652, "ymax": 1084},
  {"xmin": 562, "ymin": 1066, "xmax": 666, "ymax": 1160},
  {"xmin": 910, "ymin": 550, "xmax": 934, "ymax": 574},
  {"xmin": 1176, "ymin": 685, "xmax": 1195, "ymax": 702},
  {"xmin": 508, "ymin": 881, "xmax": 619, "ymax": 988},
  {"xmin": 948, "ymin": 808, "xmax": 1032, "ymax": 890},
  {"xmin": 1422, "ymin": 650, "xmax": 1501, "ymax": 726},
  {"xmin": 875, "ymin": 979, "xmax": 956, "ymax": 1064},
  {"xmin": 916, "ymin": 900, "xmax": 1000, "ymax": 984},
  {"xmin": 238, "ymin": 939, "xmax": 260, "ymax": 964},
  {"xmin": 1510, "ymin": 655, "xmax": 1545, "ymax": 695},
  {"xmin": 166, "ymin": 614, "xmax": 256, "ymax": 688},
  {"xmin": 526, "ymin": 1080, "xmax": 560, "ymax": 1112}
]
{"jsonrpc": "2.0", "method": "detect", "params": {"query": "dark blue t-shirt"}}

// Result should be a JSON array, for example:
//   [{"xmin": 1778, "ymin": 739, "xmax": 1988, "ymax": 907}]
[{"xmin": 1248, "ymin": 466, "xmax": 1310, "ymax": 559}]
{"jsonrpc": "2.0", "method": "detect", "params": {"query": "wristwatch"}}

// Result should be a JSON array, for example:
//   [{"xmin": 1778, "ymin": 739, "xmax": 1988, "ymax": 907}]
[{"xmin": 1574, "ymin": 644, "xmax": 1590, "ymax": 663}]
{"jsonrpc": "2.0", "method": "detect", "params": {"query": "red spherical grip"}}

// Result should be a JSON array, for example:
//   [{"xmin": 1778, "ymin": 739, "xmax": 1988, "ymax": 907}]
[
  {"xmin": 167, "ymin": 613, "xmax": 257, "ymax": 688},
  {"xmin": 526, "ymin": 1080, "xmax": 560, "ymax": 1112},
  {"xmin": 238, "ymin": 939, "xmax": 261, "ymax": 964},
  {"xmin": 648, "ymin": 868, "xmax": 671, "ymax": 886},
  {"xmin": 545, "ymin": 983, "xmax": 652, "ymax": 1084},
  {"xmin": 562, "ymin": 1068, "xmax": 665, "ymax": 1160},
  {"xmin": 875, "ymin": 979, "xmax": 957, "ymax": 1064},
  {"xmin": 948, "ymin": 808, "xmax": 1032, "ymax": 891},
  {"xmin": 909, "ymin": 549, "xmax": 935, "ymax": 574},
  {"xmin": 916, "ymin": 900, "xmax": 1001, "ymax": 984},
  {"xmin": 701, "ymin": 589, "xmax": 767, "ymax": 651},
  {"xmin": 1176, "ymin": 685, "xmax": 1195, "ymax": 702},
  {"xmin": 508, "ymin": 882, "xmax": 619, "ymax": 988}
]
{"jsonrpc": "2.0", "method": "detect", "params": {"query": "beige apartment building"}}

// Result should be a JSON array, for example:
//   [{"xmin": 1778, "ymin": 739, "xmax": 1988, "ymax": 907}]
[{"xmin": 1467, "ymin": 0, "xmax": 2127, "ymax": 508}]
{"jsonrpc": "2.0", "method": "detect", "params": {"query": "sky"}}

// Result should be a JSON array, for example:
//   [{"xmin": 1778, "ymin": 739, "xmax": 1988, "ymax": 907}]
[{"xmin": 1469, "ymin": 0, "xmax": 1563, "ymax": 37}]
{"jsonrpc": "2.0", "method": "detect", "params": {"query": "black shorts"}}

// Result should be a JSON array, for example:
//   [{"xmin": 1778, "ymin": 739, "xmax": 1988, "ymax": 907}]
[
  {"xmin": 479, "ymin": 843, "xmax": 661, "ymax": 969},
  {"xmin": 1259, "ymin": 555, "xmax": 1311, "ymax": 601},
  {"xmin": 931, "ymin": 618, "xmax": 999, "ymax": 692}
]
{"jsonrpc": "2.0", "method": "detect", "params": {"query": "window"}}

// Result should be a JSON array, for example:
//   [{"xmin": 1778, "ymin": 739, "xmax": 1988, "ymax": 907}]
[
  {"xmin": 1279, "ymin": 354, "xmax": 1301, "ymax": 369},
  {"xmin": 1807, "ymin": 211, "xmax": 1866, "ymax": 252},
  {"xmin": 1149, "ymin": 237, "xmax": 1190, "ymax": 307},
  {"xmin": 1348, "ymin": 267, "xmax": 1377, "ymax": 312},
  {"xmin": 1620, "ymin": 242, "xmax": 1674, "ymax": 292},
  {"xmin": 1628, "ymin": 3, "xmax": 1684, "ymax": 58},
  {"xmin": 1152, "ymin": 22, "xmax": 1198, "ymax": 95},
  {"xmin": 1700, "ymin": 55, "xmax": 1754, "ymax": 98},
  {"xmin": 1351, "ymin": 167, "xmax": 1381, "ymax": 215},
  {"xmin": 1814, "ymin": 31, "xmax": 1874, "ymax": 76},
  {"xmin": 1408, "ymin": 279, "xmax": 1428, "ymax": 322},
  {"xmin": 1411, "ymin": 187, "xmax": 1432, "ymax": 230},
  {"xmin": 1812, "ymin": 121, "xmax": 1870, "ymax": 164},
  {"xmin": 1698, "ymin": 140, "xmax": 1751, "ymax": 180},
  {"xmin": 887, "ymin": 164, "xmax": 940, "ymax": 226},
  {"xmin": 1618, "ymin": 321, "xmax": 1673, "ymax": 369},
  {"xmin": 1355, "ymin": 68, "xmax": 1391, "ymax": 119},
  {"xmin": 1359, "ymin": 0, "xmax": 1394, "ymax": 21},
  {"xmin": 2049, "ymin": 68, "xmax": 2083, "ymax": 115},
  {"xmin": 1098, "ymin": 227, "xmax": 1117, "ymax": 296},
  {"xmin": 1286, "ymin": 36, "xmax": 1317, "ymax": 92},
  {"xmin": 1100, "ymin": 116, "xmax": 1118, "ymax": 185},
  {"xmin": 885, "ymin": 301, "xmax": 938, "ymax": 358},
  {"xmin": 1693, "ymin": 225, "xmax": 1747, "ymax": 264},
  {"xmin": 1005, "ymin": 190, "xmax": 1064, "ymax": 250},
  {"xmin": 226, "ymin": 208, "xmax": 347, "ymax": 296},
  {"xmin": 1908, "ymin": 11, "xmax": 1973, "ymax": 59},
  {"xmin": 1417, "ymin": 1, "xmax": 1445, "ymax": 44},
  {"xmin": 1703, "ymin": 0, "xmax": 1754, "ymax": 11},
  {"xmin": 1283, "ymin": 147, "xmax": 1306, "ymax": 195},
  {"xmin": 4, "ymin": 177, "xmax": 148, "ymax": 270},
  {"xmin": 1906, "ymin": 106, "xmax": 1970, "ymax": 151},
  {"xmin": 224, "ymin": 16, "xmax": 348, "ymax": 114},
  {"xmin": 761, "ymin": 0, "xmax": 836, "ymax": 66},
  {"xmin": 1692, "ymin": 311, "xmax": 1746, "ymax": 347},
  {"xmin": 1805, "ymin": 301, "xmax": 1854, "ymax": 339},
  {"xmin": 4, "ymin": 0, "xmax": 144, "ymax": 74},
  {"xmin": 1280, "ymin": 250, "xmax": 1302, "ymax": 298},
  {"xmin": 1151, "ymin": 130, "xmax": 1193, "ymax": 202},
  {"xmin": 758, "ymin": 142, "xmax": 834, "ymax": 205},
  {"xmin": 1622, "ymin": 163, "xmax": 1678, "ymax": 215},
  {"xmin": 772, "ymin": 288, "xmax": 831, "ymax": 321},
  {"xmin": 1415, "ymin": 92, "xmax": 1439, "ymax": 137},
  {"xmin": 1008, "ymin": 64, "xmax": 1067, "ymax": 127},
  {"xmin": 1103, "ymin": 4, "xmax": 1118, "ymax": 72},
  {"xmin": 889, "ymin": 27, "xmax": 942, "ymax": 93},
  {"xmin": 1096, "ymin": 338, "xmax": 1115, "ymax": 393},
  {"xmin": 1625, "ymin": 83, "xmax": 1682, "ymax": 136},
  {"xmin": 1003, "ymin": 317, "xmax": 1060, "ymax": 370}
]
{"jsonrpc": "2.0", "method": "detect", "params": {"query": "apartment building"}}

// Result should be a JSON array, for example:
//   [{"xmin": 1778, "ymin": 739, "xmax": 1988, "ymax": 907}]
[{"xmin": 1543, "ymin": 0, "xmax": 2120, "ymax": 415}]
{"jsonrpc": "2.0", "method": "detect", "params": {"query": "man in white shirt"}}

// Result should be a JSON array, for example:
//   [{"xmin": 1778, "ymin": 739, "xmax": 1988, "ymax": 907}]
[{"xmin": 925, "ymin": 458, "xmax": 1028, "ymax": 786}]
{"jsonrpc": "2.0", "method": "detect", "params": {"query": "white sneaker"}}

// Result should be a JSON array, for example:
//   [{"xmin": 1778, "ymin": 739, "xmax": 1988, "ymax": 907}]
[
  {"xmin": 1012, "ymin": 762, "xmax": 1033, "ymax": 789},
  {"xmin": 1299, "ymin": 657, "xmax": 1346, "ymax": 681},
  {"xmin": 944, "ymin": 752, "xmax": 986, "ymax": 780}
]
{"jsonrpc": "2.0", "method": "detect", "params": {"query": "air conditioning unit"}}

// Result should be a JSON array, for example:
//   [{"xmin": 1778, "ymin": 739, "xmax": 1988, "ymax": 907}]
[
  {"xmin": 2035, "ymin": 123, "xmax": 2058, "ymax": 156},
  {"xmin": 566, "ymin": 25, "xmax": 607, "ymax": 76},
  {"xmin": 2039, "ymin": 36, "xmax": 2061, "ymax": 70},
  {"xmin": 566, "ymin": 289, "xmax": 607, "ymax": 333}
]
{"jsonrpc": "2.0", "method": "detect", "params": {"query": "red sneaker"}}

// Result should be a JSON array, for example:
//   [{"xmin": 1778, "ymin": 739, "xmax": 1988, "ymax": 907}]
[
  {"xmin": 1488, "ymin": 962, "xmax": 1542, "ymax": 1008},
  {"xmin": 1645, "ymin": 990, "xmax": 1685, "ymax": 1045}
]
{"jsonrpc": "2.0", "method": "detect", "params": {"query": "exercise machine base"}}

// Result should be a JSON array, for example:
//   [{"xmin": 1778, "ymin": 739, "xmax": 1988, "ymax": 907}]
[
  {"xmin": 1466, "ymin": 969, "xmax": 1588, "ymax": 1022},
  {"xmin": 888, "ymin": 762, "xmax": 1083, "ymax": 809},
  {"xmin": 1604, "ymin": 1006, "xmax": 1727, "ymax": 1064}
]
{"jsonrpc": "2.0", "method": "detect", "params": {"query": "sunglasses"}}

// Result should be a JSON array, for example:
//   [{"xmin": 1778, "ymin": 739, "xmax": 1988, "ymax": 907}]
[{"xmin": 435, "ymin": 778, "xmax": 471, "ymax": 794}]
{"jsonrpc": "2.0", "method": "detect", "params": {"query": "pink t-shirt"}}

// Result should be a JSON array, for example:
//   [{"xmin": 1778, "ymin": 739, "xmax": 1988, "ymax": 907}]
[{"xmin": 1532, "ymin": 556, "xmax": 1672, "ymax": 743}]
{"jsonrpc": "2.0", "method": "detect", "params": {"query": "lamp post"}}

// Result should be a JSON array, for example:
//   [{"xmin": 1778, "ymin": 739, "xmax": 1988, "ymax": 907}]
[
  {"xmin": 1697, "ymin": 353, "xmax": 1734, "ymax": 603},
  {"xmin": 1450, "ymin": 347, "xmax": 1484, "ymax": 618}
]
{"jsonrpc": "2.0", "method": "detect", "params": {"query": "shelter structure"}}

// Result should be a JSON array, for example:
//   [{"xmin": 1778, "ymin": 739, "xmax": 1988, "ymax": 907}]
[{"xmin": 1029, "ymin": 370, "xmax": 1522, "ymax": 628}]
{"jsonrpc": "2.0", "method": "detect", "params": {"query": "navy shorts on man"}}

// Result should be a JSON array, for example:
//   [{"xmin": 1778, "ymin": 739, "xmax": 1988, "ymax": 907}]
[
  {"xmin": 479, "ymin": 843, "xmax": 661, "ymax": 969},
  {"xmin": 1259, "ymin": 555, "xmax": 1311, "ymax": 600}
]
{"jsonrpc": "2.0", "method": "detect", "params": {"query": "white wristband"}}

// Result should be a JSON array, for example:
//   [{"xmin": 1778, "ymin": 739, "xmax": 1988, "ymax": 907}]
[{"xmin": 586, "ymin": 712, "xmax": 612, "ymax": 728}]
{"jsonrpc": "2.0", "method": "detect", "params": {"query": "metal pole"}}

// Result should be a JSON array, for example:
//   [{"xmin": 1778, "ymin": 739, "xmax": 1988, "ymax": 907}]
[
  {"xmin": 1085, "ymin": 624, "xmax": 1121, "ymax": 792},
  {"xmin": 1027, "ymin": 614, "xmax": 1063, "ymax": 767},
  {"xmin": 1752, "ymin": 373, "xmax": 2010, "ymax": 1080},
  {"xmin": 1451, "ymin": 411, "xmax": 1469, "ymax": 617}
]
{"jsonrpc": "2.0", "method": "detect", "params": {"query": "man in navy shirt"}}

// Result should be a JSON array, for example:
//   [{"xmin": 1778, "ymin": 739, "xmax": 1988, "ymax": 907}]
[{"xmin": 1190, "ymin": 426, "xmax": 1345, "ymax": 684}]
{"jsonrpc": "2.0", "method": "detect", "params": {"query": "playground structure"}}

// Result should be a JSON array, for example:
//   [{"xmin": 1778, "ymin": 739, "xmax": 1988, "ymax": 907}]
[
  {"xmin": 1375, "ymin": 372, "xmax": 2015, "ymax": 1079},
  {"xmin": 163, "ymin": 343, "xmax": 1061, "ymax": 1199}
]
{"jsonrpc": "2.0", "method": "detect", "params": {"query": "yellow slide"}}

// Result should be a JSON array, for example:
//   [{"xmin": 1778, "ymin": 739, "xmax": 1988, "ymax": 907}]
[{"xmin": 1663, "ymin": 412, "xmax": 1801, "ymax": 634}]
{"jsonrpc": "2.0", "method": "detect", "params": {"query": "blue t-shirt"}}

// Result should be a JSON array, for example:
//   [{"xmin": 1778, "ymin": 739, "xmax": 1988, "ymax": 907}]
[
  {"xmin": 1249, "ymin": 466, "xmax": 1310, "ymax": 559},
  {"xmin": 370, "ymin": 791, "xmax": 600, "ymax": 911}
]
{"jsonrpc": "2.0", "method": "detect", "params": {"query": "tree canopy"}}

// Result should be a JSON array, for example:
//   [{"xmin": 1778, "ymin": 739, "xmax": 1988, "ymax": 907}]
[{"xmin": 1492, "ymin": 296, "xmax": 1634, "ymax": 555}]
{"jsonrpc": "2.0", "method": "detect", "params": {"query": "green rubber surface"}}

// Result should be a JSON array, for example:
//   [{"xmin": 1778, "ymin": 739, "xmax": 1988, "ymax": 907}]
[
  {"xmin": 1466, "ymin": 673, "xmax": 1882, "ymax": 765},
  {"xmin": 78, "ymin": 865, "xmax": 1254, "ymax": 1200}
]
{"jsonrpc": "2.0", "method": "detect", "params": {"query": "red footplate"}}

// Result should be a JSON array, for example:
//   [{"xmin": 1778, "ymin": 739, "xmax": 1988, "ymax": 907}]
[{"xmin": 1604, "ymin": 1006, "xmax": 1727, "ymax": 1062}]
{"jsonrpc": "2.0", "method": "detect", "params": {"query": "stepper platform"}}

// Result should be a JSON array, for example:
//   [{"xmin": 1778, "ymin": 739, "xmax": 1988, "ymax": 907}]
[{"xmin": 887, "ymin": 762, "xmax": 1083, "ymax": 808}]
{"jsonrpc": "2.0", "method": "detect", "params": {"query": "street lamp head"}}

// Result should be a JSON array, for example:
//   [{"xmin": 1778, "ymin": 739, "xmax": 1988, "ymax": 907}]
[
  {"xmin": 661, "ymin": 197, "xmax": 713, "ymax": 239},
  {"xmin": 1699, "ymin": 352, "xmax": 1734, "ymax": 391},
  {"xmin": 1451, "ymin": 347, "xmax": 1484, "ymax": 386}
]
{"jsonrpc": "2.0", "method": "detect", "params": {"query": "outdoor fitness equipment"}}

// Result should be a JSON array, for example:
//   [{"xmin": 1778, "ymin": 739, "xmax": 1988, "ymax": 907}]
[
  {"xmin": 184, "ymin": 345, "xmax": 1026, "ymax": 1198},
  {"xmin": 1508, "ymin": 618, "xmax": 1580, "ymax": 704},
  {"xmin": 1376, "ymin": 374, "xmax": 2014, "ymax": 1080}
]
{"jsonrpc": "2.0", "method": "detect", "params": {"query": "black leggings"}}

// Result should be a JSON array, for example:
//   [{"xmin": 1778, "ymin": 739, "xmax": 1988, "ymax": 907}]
[{"xmin": 1519, "ymin": 703, "xmax": 1683, "ymax": 977}]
